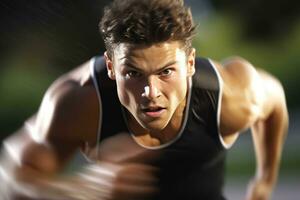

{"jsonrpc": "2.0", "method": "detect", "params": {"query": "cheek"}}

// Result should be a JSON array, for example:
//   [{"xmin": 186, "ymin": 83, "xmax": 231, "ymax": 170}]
[
  {"xmin": 166, "ymin": 77, "xmax": 188, "ymax": 102},
  {"xmin": 175, "ymin": 81, "xmax": 188, "ymax": 100},
  {"xmin": 116, "ymin": 79, "xmax": 141, "ymax": 106}
]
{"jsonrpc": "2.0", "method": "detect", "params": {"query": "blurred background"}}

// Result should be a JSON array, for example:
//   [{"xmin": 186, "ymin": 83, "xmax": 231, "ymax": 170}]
[{"xmin": 0, "ymin": 0, "xmax": 299, "ymax": 199}]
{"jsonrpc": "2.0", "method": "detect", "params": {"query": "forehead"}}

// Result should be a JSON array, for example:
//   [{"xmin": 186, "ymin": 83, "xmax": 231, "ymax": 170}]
[{"xmin": 112, "ymin": 41, "xmax": 187, "ymax": 66}]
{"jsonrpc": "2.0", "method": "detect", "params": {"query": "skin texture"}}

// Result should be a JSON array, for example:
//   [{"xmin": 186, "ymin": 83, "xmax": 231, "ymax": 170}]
[
  {"xmin": 104, "ymin": 42, "xmax": 195, "ymax": 146},
  {"xmin": 0, "ymin": 42, "xmax": 288, "ymax": 200}
]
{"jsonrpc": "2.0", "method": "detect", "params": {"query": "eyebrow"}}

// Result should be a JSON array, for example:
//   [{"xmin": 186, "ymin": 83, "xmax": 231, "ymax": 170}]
[{"xmin": 123, "ymin": 60, "xmax": 178, "ymax": 73}]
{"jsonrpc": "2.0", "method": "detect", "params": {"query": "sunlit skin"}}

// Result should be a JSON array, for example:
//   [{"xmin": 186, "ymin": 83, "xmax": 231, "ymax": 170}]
[{"xmin": 104, "ymin": 42, "xmax": 195, "ymax": 145}]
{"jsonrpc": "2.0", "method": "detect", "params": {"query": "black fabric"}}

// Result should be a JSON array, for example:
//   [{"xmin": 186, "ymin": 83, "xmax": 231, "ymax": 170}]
[
  {"xmin": 93, "ymin": 57, "xmax": 127, "ymax": 141},
  {"xmin": 93, "ymin": 56, "xmax": 227, "ymax": 200}
]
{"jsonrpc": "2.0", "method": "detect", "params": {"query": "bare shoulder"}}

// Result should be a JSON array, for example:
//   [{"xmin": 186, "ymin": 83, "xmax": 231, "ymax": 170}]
[
  {"xmin": 35, "ymin": 59, "xmax": 99, "ymax": 146},
  {"xmin": 211, "ymin": 57, "xmax": 287, "ymax": 143},
  {"xmin": 4, "ymin": 59, "xmax": 99, "ymax": 153},
  {"xmin": 212, "ymin": 56, "xmax": 258, "ymax": 87},
  {"xmin": 1, "ymin": 59, "xmax": 101, "ymax": 173}
]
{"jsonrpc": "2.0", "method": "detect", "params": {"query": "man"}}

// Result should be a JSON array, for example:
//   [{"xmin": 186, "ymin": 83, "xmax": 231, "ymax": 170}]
[{"xmin": 0, "ymin": 0, "xmax": 288, "ymax": 199}]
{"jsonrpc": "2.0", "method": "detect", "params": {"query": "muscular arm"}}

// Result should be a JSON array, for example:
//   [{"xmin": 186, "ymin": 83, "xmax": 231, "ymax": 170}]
[
  {"xmin": 0, "ymin": 60, "xmax": 158, "ymax": 200},
  {"xmin": 1, "ymin": 126, "xmax": 79, "ymax": 200},
  {"xmin": 0, "ymin": 66, "xmax": 100, "ymax": 199},
  {"xmin": 246, "ymin": 70, "xmax": 288, "ymax": 200},
  {"xmin": 216, "ymin": 57, "xmax": 288, "ymax": 200}
]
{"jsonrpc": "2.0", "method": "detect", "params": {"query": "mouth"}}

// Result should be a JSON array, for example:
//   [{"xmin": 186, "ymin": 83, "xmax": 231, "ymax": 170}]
[{"xmin": 141, "ymin": 106, "xmax": 166, "ymax": 118}]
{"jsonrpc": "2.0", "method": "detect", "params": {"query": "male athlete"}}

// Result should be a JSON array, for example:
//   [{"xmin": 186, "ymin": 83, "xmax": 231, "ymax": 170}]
[{"xmin": 0, "ymin": 0, "xmax": 288, "ymax": 199}]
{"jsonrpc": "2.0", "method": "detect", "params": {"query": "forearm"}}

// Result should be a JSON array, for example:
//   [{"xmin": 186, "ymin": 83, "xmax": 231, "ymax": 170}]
[
  {"xmin": 1, "ymin": 155, "xmax": 127, "ymax": 200},
  {"xmin": 252, "ymin": 102, "xmax": 288, "ymax": 184},
  {"xmin": 247, "ymin": 99, "xmax": 288, "ymax": 200}
]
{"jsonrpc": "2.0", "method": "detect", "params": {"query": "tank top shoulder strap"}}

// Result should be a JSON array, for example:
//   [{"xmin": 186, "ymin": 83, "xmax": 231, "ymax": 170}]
[
  {"xmin": 90, "ymin": 56, "xmax": 128, "ymax": 144},
  {"xmin": 191, "ymin": 57, "xmax": 230, "ymax": 149}
]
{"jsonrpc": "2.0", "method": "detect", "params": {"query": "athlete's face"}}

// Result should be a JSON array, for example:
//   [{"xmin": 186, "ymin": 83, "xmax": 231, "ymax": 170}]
[{"xmin": 105, "ymin": 41, "xmax": 195, "ymax": 131}]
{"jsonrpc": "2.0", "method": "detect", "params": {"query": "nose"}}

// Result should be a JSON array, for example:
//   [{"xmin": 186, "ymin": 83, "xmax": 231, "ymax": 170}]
[{"xmin": 142, "ymin": 76, "xmax": 161, "ymax": 99}]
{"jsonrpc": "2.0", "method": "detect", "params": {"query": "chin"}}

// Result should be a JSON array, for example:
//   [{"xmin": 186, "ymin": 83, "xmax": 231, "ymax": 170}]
[{"xmin": 141, "ymin": 121, "xmax": 168, "ymax": 132}]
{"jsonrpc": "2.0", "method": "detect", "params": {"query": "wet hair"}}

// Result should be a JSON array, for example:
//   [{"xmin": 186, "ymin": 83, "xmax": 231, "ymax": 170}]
[{"xmin": 100, "ymin": 0, "xmax": 196, "ymax": 58}]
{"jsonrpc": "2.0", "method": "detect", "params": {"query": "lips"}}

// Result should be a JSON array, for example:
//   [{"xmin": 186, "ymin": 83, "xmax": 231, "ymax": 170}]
[
  {"xmin": 142, "ymin": 107, "xmax": 164, "ymax": 112},
  {"xmin": 141, "ymin": 106, "xmax": 166, "ymax": 118}
]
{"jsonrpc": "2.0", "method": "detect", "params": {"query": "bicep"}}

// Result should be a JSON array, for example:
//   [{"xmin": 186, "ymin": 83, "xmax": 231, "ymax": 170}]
[
  {"xmin": 3, "ymin": 80, "xmax": 88, "ymax": 174},
  {"xmin": 221, "ymin": 58, "xmax": 288, "ymax": 128}
]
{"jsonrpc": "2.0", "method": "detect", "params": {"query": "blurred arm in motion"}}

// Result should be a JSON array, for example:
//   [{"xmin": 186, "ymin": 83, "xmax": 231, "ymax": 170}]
[{"xmin": 0, "ymin": 62, "xmax": 158, "ymax": 200}]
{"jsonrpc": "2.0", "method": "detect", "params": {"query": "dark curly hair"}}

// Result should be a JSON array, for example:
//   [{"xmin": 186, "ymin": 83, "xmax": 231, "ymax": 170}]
[{"xmin": 100, "ymin": 0, "xmax": 196, "ymax": 58}]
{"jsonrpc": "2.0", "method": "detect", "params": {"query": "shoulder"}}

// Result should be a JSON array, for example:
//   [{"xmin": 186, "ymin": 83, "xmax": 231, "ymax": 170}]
[
  {"xmin": 210, "ymin": 57, "xmax": 270, "ymax": 136},
  {"xmin": 33, "ymin": 59, "xmax": 99, "ymax": 147},
  {"xmin": 1, "ymin": 59, "xmax": 101, "ymax": 172},
  {"xmin": 211, "ymin": 56, "xmax": 258, "ymax": 87}
]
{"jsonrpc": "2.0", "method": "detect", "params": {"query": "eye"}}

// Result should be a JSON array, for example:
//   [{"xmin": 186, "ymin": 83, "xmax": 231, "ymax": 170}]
[
  {"xmin": 125, "ymin": 70, "xmax": 142, "ymax": 79},
  {"xmin": 159, "ymin": 68, "xmax": 173, "ymax": 76}
]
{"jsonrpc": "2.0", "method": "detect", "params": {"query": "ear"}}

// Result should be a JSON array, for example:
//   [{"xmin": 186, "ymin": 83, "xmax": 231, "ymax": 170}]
[
  {"xmin": 104, "ymin": 51, "xmax": 116, "ymax": 80},
  {"xmin": 187, "ymin": 48, "xmax": 196, "ymax": 77}
]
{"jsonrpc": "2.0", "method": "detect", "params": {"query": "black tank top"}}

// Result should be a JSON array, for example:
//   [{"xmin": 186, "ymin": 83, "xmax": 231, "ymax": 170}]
[{"xmin": 90, "ymin": 56, "xmax": 228, "ymax": 200}]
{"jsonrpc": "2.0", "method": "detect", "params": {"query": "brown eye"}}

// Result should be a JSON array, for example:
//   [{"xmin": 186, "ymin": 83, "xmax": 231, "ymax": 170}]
[
  {"xmin": 160, "ymin": 69, "xmax": 173, "ymax": 76},
  {"xmin": 126, "ymin": 70, "xmax": 142, "ymax": 78}
]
